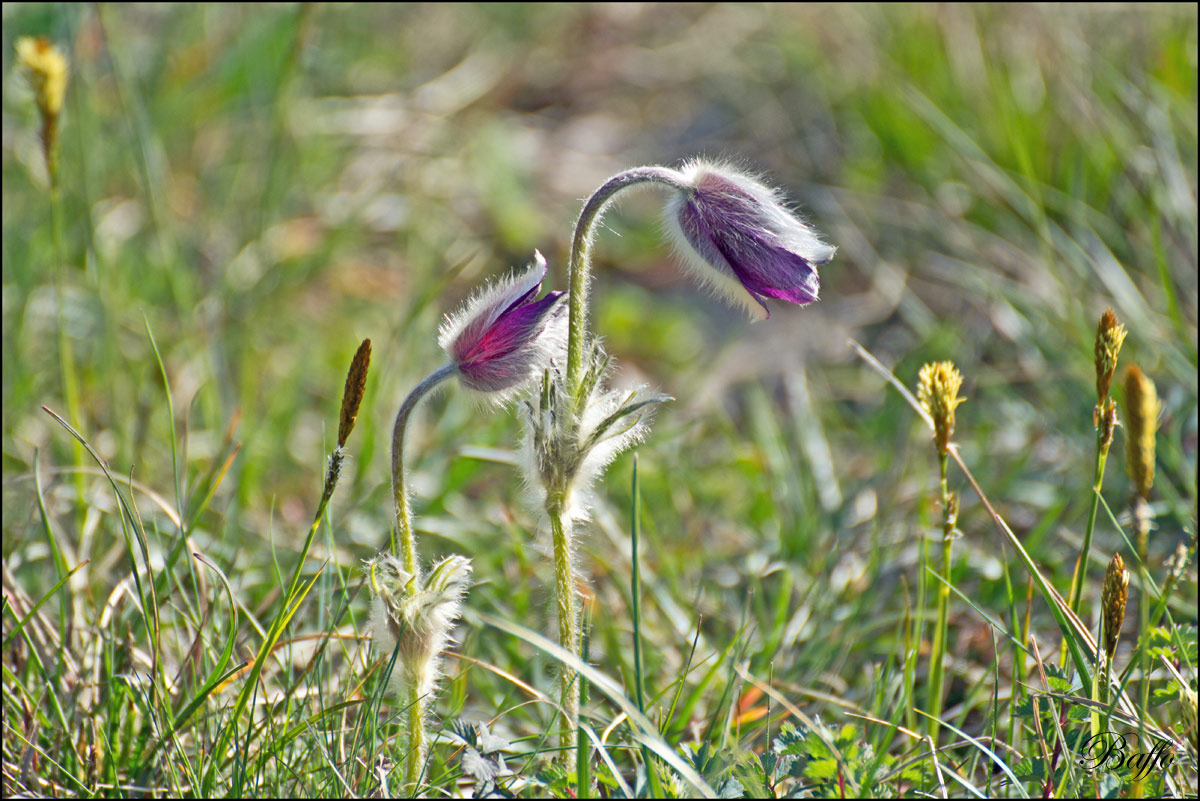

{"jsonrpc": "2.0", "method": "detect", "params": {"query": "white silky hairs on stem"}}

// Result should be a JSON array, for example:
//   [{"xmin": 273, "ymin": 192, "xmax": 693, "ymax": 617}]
[{"xmin": 520, "ymin": 346, "xmax": 671, "ymax": 527}]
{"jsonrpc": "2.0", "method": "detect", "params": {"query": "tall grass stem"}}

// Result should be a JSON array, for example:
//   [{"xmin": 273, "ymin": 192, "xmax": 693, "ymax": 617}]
[
  {"xmin": 49, "ymin": 181, "xmax": 87, "ymax": 520},
  {"xmin": 630, "ymin": 454, "xmax": 665, "ymax": 798},
  {"xmin": 1066, "ymin": 431, "xmax": 1110, "ymax": 616},
  {"xmin": 927, "ymin": 451, "xmax": 953, "ymax": 744}
]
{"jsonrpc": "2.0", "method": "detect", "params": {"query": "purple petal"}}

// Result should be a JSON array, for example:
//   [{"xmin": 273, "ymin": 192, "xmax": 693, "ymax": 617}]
[
  {"xmin": 451, "ymin": 255, "xmax": 548, "ymax": 361},
  {"xmin": 455, "ymin": 291, "xmax": 564, "ymax": 392},
  {"xmin": 678, "ymin": 175, "xmax": 822, "ymax": 316},
  {"xmin": 713, "ymin": 236, "xmax": 820, "ymax": 313}
]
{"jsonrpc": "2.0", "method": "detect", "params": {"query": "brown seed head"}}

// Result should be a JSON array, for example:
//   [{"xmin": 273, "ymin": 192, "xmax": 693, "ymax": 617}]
[
  {"xmin": 338, "ymin": 339, "xmax": 371, "ymax": 447},
  {"xmin": 1101, "ymin": 553, "xmax": 1129, "ymax": 661},
  {"xmin": 1123, "ymin": 366, "xmax": 1158, "ymax": 501},
  {"xmin": 917, "ymin": 361, "xmax": 965, "ymax": 454},
  {"xmin": 1094, "ymin": 308, "xmax": 1127, "ymax": 402}
]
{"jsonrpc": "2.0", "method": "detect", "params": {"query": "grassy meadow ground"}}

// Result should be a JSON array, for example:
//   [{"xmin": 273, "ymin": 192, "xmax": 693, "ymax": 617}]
[{"xmin": 2, "ymin": 4, "xmax": 1197, "ymax": 797}]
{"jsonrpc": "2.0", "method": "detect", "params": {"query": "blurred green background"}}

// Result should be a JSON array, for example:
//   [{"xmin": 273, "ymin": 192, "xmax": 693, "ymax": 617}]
[{"xmin": 2, "ymin": 1, "xmax": 1196, "ymax": 780}]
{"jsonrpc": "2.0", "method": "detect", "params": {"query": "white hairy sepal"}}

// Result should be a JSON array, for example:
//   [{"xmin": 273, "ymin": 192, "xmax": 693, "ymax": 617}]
[
  {"xmin": 366, "ymin": 553, "xmax": 472, "ymax": 700},
  {"xmin": 519, "ymin": 359, "xmax": 663, "ymax": 528},
  {"xmin": 573, "ymin": 384, "xmax": 656, "ymax": 507}
]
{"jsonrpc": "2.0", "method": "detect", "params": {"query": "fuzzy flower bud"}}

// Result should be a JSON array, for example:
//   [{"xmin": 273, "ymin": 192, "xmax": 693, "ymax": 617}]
[
  {"xmin": 663, "ymin": 160, "xmax": 836, "ymax": 320},
  {"xmin": 917, "ymin": 361, "xmax": 966, "ymax": 455},
  {"xmin": 367, "ymin": 552, "xmax": 472, "ymax": 700},
  {"xmin": 438, "ymin": 252, "xmax": 566, "ymax": 398},
  {"xmin": 1094, "ymin": 308, "xmax": 1127, "ymax": 402},
  {"xmin": 1123, "ymin": 366, "xmax": 1159, "ymax": 501},
  {"xmin": 1101, "ymin": 553, "xmax": 1129, "ymax": 661}
]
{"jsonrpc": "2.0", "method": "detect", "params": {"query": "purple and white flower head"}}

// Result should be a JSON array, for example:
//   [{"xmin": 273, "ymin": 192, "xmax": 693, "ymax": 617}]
[
  {"xmin": 438, "ymin": 251, "xmax": 566, "ymax": 400},
  {"xmin": 663, "ymin": 160, "xmax": 836, "ymax": 321}
]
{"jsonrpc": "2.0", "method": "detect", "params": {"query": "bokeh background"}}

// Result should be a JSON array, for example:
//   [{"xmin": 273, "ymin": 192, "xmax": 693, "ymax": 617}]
[{"xmin": 3, "ymin": 3, "xmax": 1197, "ymax": 791}]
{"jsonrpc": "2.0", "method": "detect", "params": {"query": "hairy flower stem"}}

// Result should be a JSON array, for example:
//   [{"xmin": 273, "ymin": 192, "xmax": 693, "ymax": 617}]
[
  {"xmin": 552, "ymin": 166, "xmax": 686, "ymax": 749},
  {"xmin": 389, "ymin": 363, "xmax": 455, "ymax": 794},
  {"xmin": 404, "ymin": 692, "xmax": 426, "ymax": 794},
  {"xmin": 564, "ymin": 166, "xmax": 688, "ymax": 400},
  {"xmin": 548, "ymin": 495, "xmax": 580, "ymax": 753},
  {"xmin": 391, "ymin": 364, "xmax": 456, "ymax": 573},
  {"xmin": 927, "ymin": 451, "xmax": 953, "ymax": 745}
]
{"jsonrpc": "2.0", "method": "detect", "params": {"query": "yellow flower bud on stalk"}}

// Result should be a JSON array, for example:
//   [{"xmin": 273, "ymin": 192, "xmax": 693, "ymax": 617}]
[
  {"xmin": 917, "ymin": 361, "xmax": 965, "ymax": 457},
  {"xmin": 16, "ymin": 36, "xmax": 69, "ymax": 184},
  {"xmin": 1066, "ymin": 310, "xmax": 1128, "ymax": 626},
  {"xmin": 1094, "ymin": 308, "xmax": 1127, "ymax": 403},
  {"xmin": 916, "ymin": 360, "xmax": 966, "ymax": 745}
]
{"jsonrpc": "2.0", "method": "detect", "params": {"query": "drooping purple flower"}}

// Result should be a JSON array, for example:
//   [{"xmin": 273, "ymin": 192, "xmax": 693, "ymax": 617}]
[
  {"xmin": 663, "ymin": 160, "xmax": 836, "ymax": 320},
  {"xmin": 438, "ymin": 251, "xmax": 566, "ymax": 396}
]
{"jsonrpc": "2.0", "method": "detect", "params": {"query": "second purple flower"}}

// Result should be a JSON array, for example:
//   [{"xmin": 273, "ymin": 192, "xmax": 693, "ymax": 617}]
[
  {"xmin": 438, "ymin": 251, "xmax": 566, "ymax": 397},
  {"xmin": 664, "ymin": 160, "xmax": 836, "ymax": 320}
]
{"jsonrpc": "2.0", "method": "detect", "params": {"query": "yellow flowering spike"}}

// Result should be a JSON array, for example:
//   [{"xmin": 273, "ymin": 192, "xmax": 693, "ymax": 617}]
[
  {"xmin": 16, "ymin": 36, "xmax": 70, "ymax": 182},
  {"xmin": 16, "ymin": 36, "xmax": 69, "ymax": 118},
  {"xmin": 917, "ymin": 361, "xmax": 966, "ymax": 454},
  {"xmin": 1094, "ymin": 308, "xmax": 1127, "ymax": 403},
  {"xmin": 1123, "ymin": 365, "xmax": 1159, "ymax": 501},
  {"xmin": 1101, "ymin": 553, "xmax": 1129, "ymax": 661}
]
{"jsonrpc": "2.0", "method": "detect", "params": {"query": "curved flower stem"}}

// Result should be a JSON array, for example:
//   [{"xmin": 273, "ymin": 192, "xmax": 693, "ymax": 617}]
[
  {"xmin": 553, "ymin": 165, "xmax": 687, "ymax": 757},
  {"xmin": 389, "ymin": 363, "xmax": 455, "ymax": 795},
  {"xmin": 564, "ymin": 166, "xmax": 688, "ymax": 400},
  {"xmin": 390, "ymin": 364, "xmax": 456, "ymax": 574},
  {"xmin": 548, "ymin": 494, "xmax": 580, "ymax": 753}
]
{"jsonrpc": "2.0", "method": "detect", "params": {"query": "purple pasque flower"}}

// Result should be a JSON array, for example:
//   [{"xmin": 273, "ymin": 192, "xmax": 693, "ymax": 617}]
[
  {"xmin": 664, "ymin": 160, "xmax": 836, "ymax": 320},
  {"xmin": 438, "ymin": 251, "xmax": 566, "ymax": 396}
]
